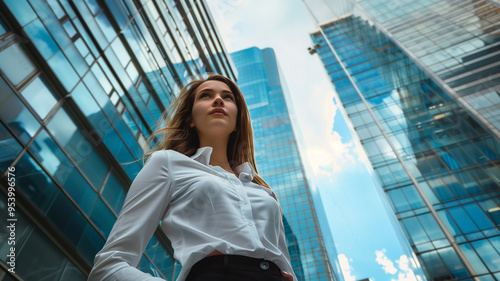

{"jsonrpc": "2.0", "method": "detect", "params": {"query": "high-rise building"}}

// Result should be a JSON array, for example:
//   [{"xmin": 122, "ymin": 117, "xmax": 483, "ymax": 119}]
[
  {"xmin": 306, "ymin": 0, "xmax": 500, "ymax": 280},
  {"xmin": 230, "ymin": 46, "xmax": 343, "ymax": 281},
  {"xmin": 0, "ymin": 0, "xmax": 236, "ymax": 280}
]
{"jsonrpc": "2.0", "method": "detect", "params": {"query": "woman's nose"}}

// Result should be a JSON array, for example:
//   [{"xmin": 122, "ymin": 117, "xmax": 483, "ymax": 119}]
[{"xmin": 213, "ymin": 95, "xmax": 224, "ymax": 106}]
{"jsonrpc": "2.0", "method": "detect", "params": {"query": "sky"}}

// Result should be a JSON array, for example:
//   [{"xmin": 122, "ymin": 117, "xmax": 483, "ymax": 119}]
[{"xmin": 205, "ymin": 1, "xmax": 424, "ymax": 281}]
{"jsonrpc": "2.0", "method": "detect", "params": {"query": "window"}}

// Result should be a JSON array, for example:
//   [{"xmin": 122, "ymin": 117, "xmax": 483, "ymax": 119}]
[
  {"xmin": 101, "ymin": 170, "xmax": 127, "ymax": 213},
  {"xmin": 0, "ymin": 43, "xmax": 36, "ymax": 86},
  {"xmin": 3, "ymin": 0, "xmax": 37, "ymax": 27},
  {"xmin": 29, "ymin": 129, "xmax": 97, "ymax": 214},
  {"xmin": 24, "ymin": 19, "xmax": 59, "ymax": 59},
  {"xmin": 0, "ymin": 77, "xmax": 40, "ymax": 144},
  {"xmin": 0, "ymin": 124, "xmax": 22, "ymax": 172},
  {"xmin": 20, "ymin": 76, "xmax": 58, "ymax": 119},
  {"xmin": 47, "ymin": 107, "xmax": 108, "ymax": 189},
  {"xmin": 90, "ymin": 199, "xmax": 116, "ymax": 237}
]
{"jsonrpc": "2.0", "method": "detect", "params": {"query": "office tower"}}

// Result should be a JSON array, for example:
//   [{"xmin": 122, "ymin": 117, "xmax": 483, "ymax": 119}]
[
  {"xmin": 306, "ymin": 1, "xmax": 500, "ymax": 280},
  {"xmin": 230, "ymin": 47, "xmax": 343, "ymax": 281},
  {"xmin": 0, "ymin": 0, "xmax": 235, "ymax": 280}
]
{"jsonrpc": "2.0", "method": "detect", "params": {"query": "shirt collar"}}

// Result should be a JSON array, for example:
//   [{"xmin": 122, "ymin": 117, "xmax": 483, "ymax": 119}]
[{"xmin": 190, "ymin": 146, "xmax": 255, "ymax": 181}]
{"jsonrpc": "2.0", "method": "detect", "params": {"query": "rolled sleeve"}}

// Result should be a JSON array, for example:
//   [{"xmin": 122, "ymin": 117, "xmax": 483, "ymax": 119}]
[{"xmin": 88, "ymin": 150, "xmax": 172, "ymax": 281}]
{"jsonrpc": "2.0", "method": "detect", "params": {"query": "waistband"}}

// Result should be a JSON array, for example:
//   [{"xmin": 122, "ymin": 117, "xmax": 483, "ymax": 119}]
[{"xmin": 190, "ymin": 255, "xmax": 282, "ymax": 274}]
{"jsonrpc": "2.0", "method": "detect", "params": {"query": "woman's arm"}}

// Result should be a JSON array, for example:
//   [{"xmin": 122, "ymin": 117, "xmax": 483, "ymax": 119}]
[
  {"xmin": 277, "ymin": 216, "xmax": 298, "ymax": 281},
  {"xmin": 88, "ymin": 151, "xmax": 173, "ymax": 281}
]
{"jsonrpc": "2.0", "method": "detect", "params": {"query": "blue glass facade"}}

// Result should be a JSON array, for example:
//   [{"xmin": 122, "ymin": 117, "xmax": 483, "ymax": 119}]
[
  {"xmin": 309, "ymin": 9, "xmax": 500, "ymax": 281},
  {"xmin": 0, "ymin": 0, "xmax": 235, "ymax": 280},
  {"xmin": 230, "ymin": 47, "xmax": 342, "ymax": 281},
  {"xmin": 352, "ymin": 0, "xmax": 500, "ymax": 138}
]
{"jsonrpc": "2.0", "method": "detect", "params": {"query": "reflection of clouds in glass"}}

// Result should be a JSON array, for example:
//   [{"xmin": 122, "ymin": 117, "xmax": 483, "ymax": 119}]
[
  {"xmin": 71, "ymin": 83, "xmax": 102, "ymax": 116},
  {"xmin": 0, "ymin": 43, "xmax": 36, "ymax": 86},
  {"xmin": 47, "ymin": 50, "xmax": 79, "ymax": 91},
  {"xmin": 21, "ymin": 77, "xmax": 58, "ymax": 119},
  {"xmin": 47, "ymin": 109, "xmax": 77, "ymax": 147},
  {"xmin": 375, "ymin": 249, "xmax": 423, "ymax": 281},
  {"xmin": 111, "ymin": 40, "xmax": 131, "ymax": 67},
  {"xmin": 96, "ymin": 12, "xmax": 116, "ymax": 42},
  {"xmin": 85, "ymin": 0, "xmax": 101, "ymax": 15},
  {"xmin": 24, "ymin": 19, "xmax": 59, "ymax": 59}
]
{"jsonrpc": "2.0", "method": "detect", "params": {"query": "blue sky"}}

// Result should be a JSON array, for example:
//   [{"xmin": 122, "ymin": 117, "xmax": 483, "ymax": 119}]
[{"xmin": 205, "ymin": 1, "xmax": 424, "ymax": 281}]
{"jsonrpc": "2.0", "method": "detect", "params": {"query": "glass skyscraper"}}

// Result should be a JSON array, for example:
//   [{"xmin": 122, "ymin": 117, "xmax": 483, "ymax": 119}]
[
  {"xmin": 306, "ymin": 0, "xmax": 500, "ymax": 280},
  {"xmin": 230, "ymin": 47, "xmax": 343, "ymax": 281},
  {"xmin": 0, "ymin": 0, "xmax": 235, "ymax": 280}
]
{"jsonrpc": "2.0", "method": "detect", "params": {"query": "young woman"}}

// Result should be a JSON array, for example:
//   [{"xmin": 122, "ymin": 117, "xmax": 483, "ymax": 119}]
[{"xmin": 88, "ymin": 74, "xmax": 297, "ymax": 281}]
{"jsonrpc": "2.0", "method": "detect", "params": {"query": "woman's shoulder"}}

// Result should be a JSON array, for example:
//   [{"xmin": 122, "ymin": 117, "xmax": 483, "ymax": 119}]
[{"xmin": 146, "ymin": 149, "xmax": 190, "ymax": 165}]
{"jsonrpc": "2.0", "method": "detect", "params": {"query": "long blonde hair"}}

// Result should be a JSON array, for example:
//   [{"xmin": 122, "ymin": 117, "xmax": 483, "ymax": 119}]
[{"xmin": 144, "ymin": 73, "xmax": 271, "ymax": 189}]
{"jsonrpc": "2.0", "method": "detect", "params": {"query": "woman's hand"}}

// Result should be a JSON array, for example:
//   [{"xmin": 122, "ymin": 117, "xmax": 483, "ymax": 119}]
[{"xmin": 281, "ymin": 270, "xmax": 294, "ymax": 281}]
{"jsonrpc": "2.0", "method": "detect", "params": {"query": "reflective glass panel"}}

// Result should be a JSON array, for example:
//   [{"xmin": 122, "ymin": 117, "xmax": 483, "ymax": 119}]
[
  {"xmin": 77, "ymin": 224, "xmax": 105, "ymax": 264},
  {"xmin": 459, "ymin": 243, "xmax": 489, "ymax": 275},
  {"xmin": 29, "ymin": 130, "xmax": 97, "ymax": 214},
  {"xmin": 95, "ymin": 12, "xmax": 116, "ymax": 42},
  {"xmin": 420, "ymin": 250, "xmax": 450, "ymax": 280},
  {"xmin": 47, "ymin": 0, "xmax": 66, "ymax": 19},
  {"xmin": 85, "ymin": 0, "xmax": 101, "ymax": 15},
  {"xmin": 90, "ymin": 199, "xmax": 116, "ymax": 237},
  {"xmin": 438, "ymin": 247, "xmax": 469, "ymax": 278},
  {"xmin": 472, "ymin": 239, "xmax": 500, "ymax": 271},
  {"xmin": 20, "ymin": 76, "xmax": 58, "ymax": 118},
  {"xmin": 0, "ymin": 124, "xmax": 22, "ymax": 173},
  {"xmin": 24, "ymin": 19, "xmax": 59, "ymax": 59},
  {"xmin": 449, "ymin": 206, "xmax": 479, "ymax": 234},
  {"xmin": 47, "ymin": 50, "xmax": 79, "ymax": 91},
  {"xmin": 0, "ymin": 77, "xmax": 39, "ymax": 143},
  {"xmin": 47, "ymin": 107, "xmax": 108, "ymax": 188},
  {"xmin": 15, "ymin": 152, "xmax": 59, "ymax": 214},
  {"xmin": 403, "ymin": 217, "xmax": 429, "ymax": 244},
  {"xmin": 4, "ymin": 0, "xmax": 37, "ymax": 26},
  {"xmin": 15, "ymin": 227, "xmax": 66, "ymax": 280},
  {"xmin": 45, "ymin": 191, "xmax": 87, "ymax": 245},
  {"xmin": 62, "ymin": 20, "xmax": 77, "ymax": 38},
  {"xmin": 0, "ymin": 43, "xmax": 36, "ymax": 86},
  {"xmin": 111, "ymin": 39, "xmax": 130, "ymax": 67},
  {"xmin": 74, "ymin": 38, "xmax": 90, "ymax": 58},
  {"xmin": 145, "ymin": 235, "xmax": 175, "ymax": 277},
  {"xmin": 101, "ymin": 170, "xmax": 127, "ymax": 213},
  {"xmin": 59, "ymin": 262, "xmax": 86, "ymax": 281}
]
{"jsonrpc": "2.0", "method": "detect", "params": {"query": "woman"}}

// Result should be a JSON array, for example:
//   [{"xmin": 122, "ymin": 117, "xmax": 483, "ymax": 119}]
[{"xmin": 88, "ymin": 74, "xmax": 297, "ymax": 281}]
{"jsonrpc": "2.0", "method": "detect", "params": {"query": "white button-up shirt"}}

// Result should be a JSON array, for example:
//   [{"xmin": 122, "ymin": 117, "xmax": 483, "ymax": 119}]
[{"xmin": 88, "ymin": 146, "xmax": 297, "ymax": 281}]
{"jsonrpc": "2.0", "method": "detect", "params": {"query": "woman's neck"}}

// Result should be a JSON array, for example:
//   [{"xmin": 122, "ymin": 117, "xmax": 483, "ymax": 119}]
[{"xmin": 199, "ymin": 138, "xmax": 234, "ymax": 174}]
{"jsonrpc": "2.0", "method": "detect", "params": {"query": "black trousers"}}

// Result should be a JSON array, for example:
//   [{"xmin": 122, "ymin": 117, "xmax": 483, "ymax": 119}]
[{"xmin": 185, "ymin": 255, "xmax": 287, "ymax": 281}]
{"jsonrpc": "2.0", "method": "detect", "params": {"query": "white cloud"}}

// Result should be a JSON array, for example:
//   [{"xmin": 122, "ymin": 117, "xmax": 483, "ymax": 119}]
[
  {"xmin": 300, "ymin": 81, "xmax": 357, "ymax": 176},
  {"xmin": 375, "ymin": 250, "xmax": 423, "ymax": 281},
  {"xmin": 206, "ymin": 1, "xmax": 360, "ymax": 177},
  {"xmin": 375, "ymin": 249, "xmax": 398, "ymax": 275},
  {"xmin": 338, "ymin": 254, "xmax": 357, "ymax": 281}
]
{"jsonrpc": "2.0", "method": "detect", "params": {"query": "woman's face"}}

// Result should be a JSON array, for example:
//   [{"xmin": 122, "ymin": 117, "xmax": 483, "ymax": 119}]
[{"xmin": 191, "ymin": 80, "xmax": 238, "ymax": 140}]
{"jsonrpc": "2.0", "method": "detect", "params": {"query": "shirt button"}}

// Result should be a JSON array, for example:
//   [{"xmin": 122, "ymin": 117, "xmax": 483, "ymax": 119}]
[
  {"xmin": 260, "ymin": 261, "xmax": 269, "ymax": 270},
  {"xmin": 247, "ymin": 222, "xmax": 253, "ymax": 227}
]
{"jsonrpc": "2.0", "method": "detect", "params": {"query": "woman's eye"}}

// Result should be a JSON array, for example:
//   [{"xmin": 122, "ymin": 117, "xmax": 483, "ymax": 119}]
[
  {"xmin": 224, "ymin": 96, "xmax": 234, "ymax": 100},
  {"xmin": 200, "ymin": 93, "xmax": 209, "ymax": 98}
]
